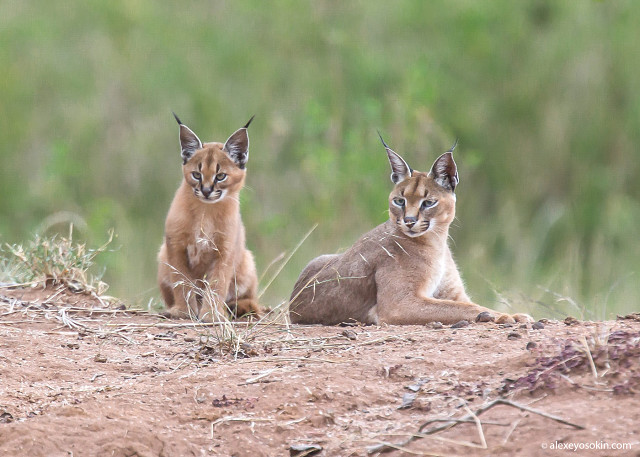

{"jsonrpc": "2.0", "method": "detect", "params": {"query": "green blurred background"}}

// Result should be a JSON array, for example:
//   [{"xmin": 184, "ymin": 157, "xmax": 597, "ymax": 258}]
[{"xmin": 1, "ymin": 0, "xmax": 639, "ymax": 319}]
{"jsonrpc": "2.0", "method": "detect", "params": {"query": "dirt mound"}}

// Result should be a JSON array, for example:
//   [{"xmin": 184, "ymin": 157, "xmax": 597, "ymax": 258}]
[{"xmin": 1, "ymin": 287, "xmax": 639, "ymax": 456}]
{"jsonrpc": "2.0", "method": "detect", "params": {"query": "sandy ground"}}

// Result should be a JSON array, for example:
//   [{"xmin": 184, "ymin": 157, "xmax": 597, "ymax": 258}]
[{"xmin": 1, "ymin": 287, "xmax": 639, "ymax": 457}]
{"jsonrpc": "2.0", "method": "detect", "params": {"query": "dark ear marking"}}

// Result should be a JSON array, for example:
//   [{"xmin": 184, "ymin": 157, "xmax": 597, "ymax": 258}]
[
  {"xmin": 172, "ymin": 112, "xmax": 202, "ymax": 164},
  {"xmin": 447, "ymin": 138, "xmax": 459, "ymax": 153},
  {"xmin": 378, "ymin": 131, "xmax": 412, "ymax": 184},
  {"xmin": 429, "ymin": 150, "xmax": 459, "ymax": 192},
  {"xmin": 224, "ymin": 117, "xmax": 253, "ymax": 169},
  {"xmin": 243, "ymin": 115, "xmax": 255, "ymax": 129}
]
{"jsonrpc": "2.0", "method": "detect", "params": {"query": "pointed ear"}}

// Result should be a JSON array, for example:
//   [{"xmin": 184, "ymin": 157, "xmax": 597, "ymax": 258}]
[
  {"xmin": 429, "ymin": 152, "xmax": 459, "ymax": 192},
  {"xmin": 378, "ymin": 132, "xmax": 411, "ymax": 184},
  {"xmin": 173, "ymin": 113, "xmax": 202, "ymax": 164},
  {"xmin": 224, "ymin": 115, "xmax": 254, "ymax": 169}
]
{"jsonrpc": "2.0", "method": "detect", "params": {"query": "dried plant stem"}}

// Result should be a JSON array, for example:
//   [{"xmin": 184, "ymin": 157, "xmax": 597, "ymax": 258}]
[
  {"xmin": 501, "ymin": 417, "xmax": 523, "ymax": 445},
  {"xmin": 580, "ymin": 335, "xmax": 598, "ymax": 380},
  {"xmin": 368, "ymin": 398, "xmax": 585, "ymax": 454},
  {"xmin": 103, "ymin": 321, "xmax": 278, "ymax": 329},
  {"xmin": 257, "ymin": 252, "xmax": 286, "ymax": 285},
  {"xmin": 368, "ymin": 441, "xmax": 445, "ymax": 456},
  {"xmin": 558, "ymin": 374, "xmax": 613, "ymax": 392},
  {"xmin": 258, "ymin": 224, "xmax": 317, "ymax": 300},
  {"xmin": 464, "ymin": 405, "xmax": 487, "ymax": 449},
  {"xmin": 496, "ymin": 400, "xmax": 585, "ymax": 429},
  {"xmin": 210, "ymin": 416, "xmax": 274, "ymax": 438},
  {"xmin": 236, "ymin": 356, "xmax": 343, "ymax": 364}
]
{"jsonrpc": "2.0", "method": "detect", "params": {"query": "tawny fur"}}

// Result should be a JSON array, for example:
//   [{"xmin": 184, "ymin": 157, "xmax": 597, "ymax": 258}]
[
  {"xmin": 157, "ymin": 116, "xmax": 261, "ymax": 321},
  {"xmin": 289, "ymin": 140, "xmax": 531, "ymax": 326}
]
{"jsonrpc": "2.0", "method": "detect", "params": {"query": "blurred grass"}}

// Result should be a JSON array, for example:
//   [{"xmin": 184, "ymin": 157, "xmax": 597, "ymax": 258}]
[{"xmin": 1, "ymin": 0, "xmax": 639, "ymax": 319}]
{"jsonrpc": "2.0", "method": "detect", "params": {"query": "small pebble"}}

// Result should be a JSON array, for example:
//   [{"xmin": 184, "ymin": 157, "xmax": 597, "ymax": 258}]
[
  {"xmin": 290, "ymin": 443, "xmax": 322, "ymax": 456},
  {"xmin": 564, "ymin": 316, "xmax": 579, "ymax": 326},
  {"xmin": 476, "ymin": 311, "xmax": 495, "ymax": 323},
  {"xmin": 429, "ymin": 322, "xmax": 444, "ymax": 329},
  {"xmin": 532, "ymin": 321, "xmax": 545, "ymax": 330},
  {"xmin": 526, "ymin": 341, "xmax": 537, "ymax": 350},
  {"xmin": 507, "ymin": 332, "xmax": 522, "ymax": 340},
  {"xmin": 341, "ymin": 329, "xmax": 357, "ymax": 340},
  {"xmin": 398, "ymin": 392, "xmax": 417, "ymax": 410},
  {"xmin": 451, "ymin": 320, "xmax": 469, "ymax": 329},
  {"xmin": 241, "ymin": 342, "xmax": 257, "ymax": 355},
  {"xmin": 0, "ymin": 412, "xmax": 14, "ymax": 424}
]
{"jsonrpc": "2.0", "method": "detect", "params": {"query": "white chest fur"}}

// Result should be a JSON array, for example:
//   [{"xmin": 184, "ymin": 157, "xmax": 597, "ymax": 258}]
[
  {"xmin": 420, "ymin": 252, "xmax": 445, "ymax": 299},
  {"xmin": 187, "ymin": 219, "xmax": 219, "ymax": 270}
]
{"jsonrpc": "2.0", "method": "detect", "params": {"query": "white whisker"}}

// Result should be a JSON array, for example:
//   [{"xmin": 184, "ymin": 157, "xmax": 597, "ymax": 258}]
[
  {"xmin": 380, "ymin": 245, "xmax": 394, "ymax": 258},
  {"xmin": 393, "ymin": 240, "xmax": 409, "ymax": 255}
]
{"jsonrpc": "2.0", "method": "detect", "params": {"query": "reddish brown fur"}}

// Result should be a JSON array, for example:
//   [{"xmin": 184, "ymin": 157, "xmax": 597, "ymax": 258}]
[{"xmin": 157, "ymin": 120, "xmax": 261, "ymax": 321}]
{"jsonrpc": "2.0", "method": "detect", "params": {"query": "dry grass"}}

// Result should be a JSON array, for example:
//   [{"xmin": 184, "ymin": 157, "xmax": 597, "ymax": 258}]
[
  {"xmin": 150, "ymin": 225, "xmax": 319, "ymax": 359},
  {"xmin": 0, "ymin": 226, "xmax": 114, "ymax": 298},
  {"xmin": 0, "ymin": 285, "xmax": 404, "ymax": 371}
]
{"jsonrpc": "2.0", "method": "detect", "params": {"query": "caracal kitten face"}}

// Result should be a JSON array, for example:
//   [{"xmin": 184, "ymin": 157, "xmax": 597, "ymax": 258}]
[
  {"xmin": 289, "ymin": 136, "xmax": 532, "ymax": 326},
  {"xmin": 157, "ymin": 114, "xmax": 261, "ymax": 321}
]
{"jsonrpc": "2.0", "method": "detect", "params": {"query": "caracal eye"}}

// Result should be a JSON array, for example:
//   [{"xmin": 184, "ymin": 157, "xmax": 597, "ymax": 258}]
[
  {"xmin": 421, "ymin": 199, "xmax": 437, "ymax": 209},
  {"xmin": 191, "ymin": 171, "xmax": 202, "ymax": 180},
  {"xmin": 392, "ymin": 197, "xmax": 405, "ymax": 207},
  {"xmin": 216, "ymin": 173, "xmax": 227, "ymax": 182}
]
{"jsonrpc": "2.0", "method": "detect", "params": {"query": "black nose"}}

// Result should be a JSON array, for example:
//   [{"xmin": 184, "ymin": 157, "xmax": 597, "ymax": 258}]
[
  {"xmin": 404, "ymin": 216, "xmax": 418, "ymax": 228},
  {"xmin": 201, "ymin": 186, "xmax": 213, "ymax": 198}
]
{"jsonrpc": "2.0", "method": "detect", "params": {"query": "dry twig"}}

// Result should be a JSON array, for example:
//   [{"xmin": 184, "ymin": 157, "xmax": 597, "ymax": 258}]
[{"xmin": 367, "ymin": 398, "xmax": 585, "ymax": 454}]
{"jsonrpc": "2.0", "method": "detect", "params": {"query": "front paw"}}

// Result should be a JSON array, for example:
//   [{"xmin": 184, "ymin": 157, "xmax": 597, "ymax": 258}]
[
  {"xmin": 511, "ymin": 313, "xmax": 534, "ymax": 323},
  {"xmin": 162, "ymin": 307, "xmax": 193, "ymax": 320},
  {"xmin": 495, "ymin": 313, "xmax": 534, "ymax": 324},
  {"xmin": 476, "ymin": 311, "xmax": 533, "ymax": 324},
  {"xmin": 233, "ymin": 300, "xmax": 263, "ymax": 319},
  {"xmin": 197, "ymin": 304, "xmax": 223, "ymax": 323}
]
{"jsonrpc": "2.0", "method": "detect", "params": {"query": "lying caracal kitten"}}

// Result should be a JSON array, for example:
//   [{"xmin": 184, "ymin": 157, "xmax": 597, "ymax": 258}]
[
  {"xmin": 158, "ymin": 114, "xmax": 261, "ymax": 321},
  {"xmin": 290, "ymin": 136, "xmax": 531, "ymax": 326}
]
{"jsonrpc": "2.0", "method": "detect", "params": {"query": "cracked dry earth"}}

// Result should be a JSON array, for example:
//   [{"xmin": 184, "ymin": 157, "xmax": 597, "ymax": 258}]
[{"xmin": 1, "ymin": 287, "xmax": 639, "ymax": 457}]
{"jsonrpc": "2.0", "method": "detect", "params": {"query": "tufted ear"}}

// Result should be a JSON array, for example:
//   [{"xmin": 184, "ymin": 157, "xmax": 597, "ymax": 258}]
[
  {"xmin": 224, "ymin": 115, "xmax": 254, "ymax": 169},
  {"xmin": 173, "ymin": 112, "xmax": 202, "ymax": 164},
  {"xmin": 378, "ymin": 132, "xmax": 412, "ymax": 184},
  {"xmin": 429, "ymin": 140, "xmax": 459, "ymax": 192}
]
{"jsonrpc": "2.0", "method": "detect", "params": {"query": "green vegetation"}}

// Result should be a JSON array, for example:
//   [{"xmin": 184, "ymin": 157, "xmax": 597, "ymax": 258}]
[{"xmin": 1, "ymin": 1, "xmax": 639, "ymax": 319}]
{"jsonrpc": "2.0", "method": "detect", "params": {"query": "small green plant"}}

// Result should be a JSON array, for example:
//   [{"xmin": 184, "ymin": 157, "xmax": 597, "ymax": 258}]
[{"xmin": 1, "ymin": 226, "xmax": 113, "ymax": 295}]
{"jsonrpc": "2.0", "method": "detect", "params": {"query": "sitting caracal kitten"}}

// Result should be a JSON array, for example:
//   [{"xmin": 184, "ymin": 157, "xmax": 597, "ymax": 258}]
[
  {"xmin": 157, "ymin": 114, "xmax": 261, "ymax": 321},
  {"xmin": 289, "ymin": 136, "xmax": 531, "ymax": 325}
]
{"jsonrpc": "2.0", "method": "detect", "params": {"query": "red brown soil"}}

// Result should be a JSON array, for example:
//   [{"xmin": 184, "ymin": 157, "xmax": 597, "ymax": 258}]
[{"xmin": 1, "ymin": 287, "xmax": 639, "ymax": 457}]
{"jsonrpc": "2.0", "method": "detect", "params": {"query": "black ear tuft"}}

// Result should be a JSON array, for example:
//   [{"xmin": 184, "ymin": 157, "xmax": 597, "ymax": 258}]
[
  {"xmin": 224, "ymin": 121, "xmax": 251, "ymax": 169},
  {"xmin": 173, "ymin": 113, "xmax": 202, "ymax": 163},
  {"xmin": 377, "ymin": 130, "xmax": 391, "ymax": 150},
  {"xmin": 378, "ymin": 132, "xmax": 412, "ymax": 184},
  {"xmin": 429, "ymin": 152, "xmax": 459, "ymax": 192},
  {"xmin": 446, "ymin": 138, "xmax": 459, "ymax": 153},
  {"xmin": 243, "ymin": 115, "xmax": 255, "ymax": 129}
]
